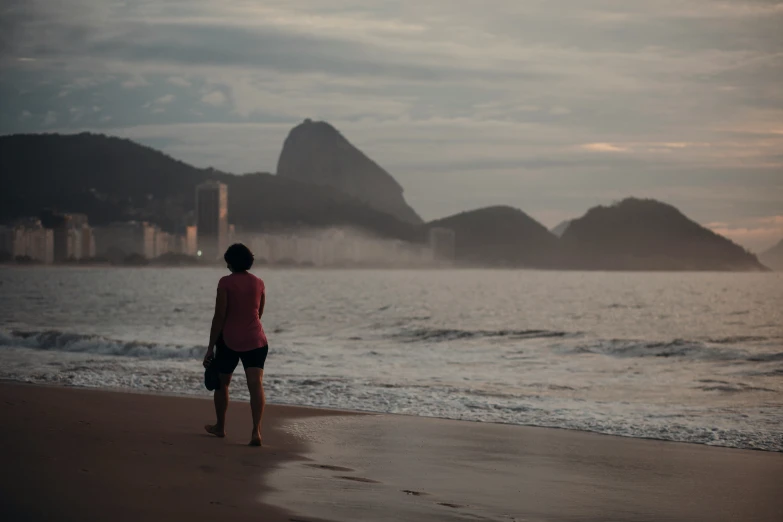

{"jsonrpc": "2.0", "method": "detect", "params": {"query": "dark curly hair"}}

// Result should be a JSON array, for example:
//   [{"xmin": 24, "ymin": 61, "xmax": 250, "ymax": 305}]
[{"xmin": 224, "ymin": 243, "xmax": 254, "ymax": 272}]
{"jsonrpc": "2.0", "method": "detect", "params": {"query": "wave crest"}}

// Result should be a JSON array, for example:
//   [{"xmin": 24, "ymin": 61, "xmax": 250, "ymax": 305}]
[
  {"xmin": 571, "ymin": 338, "xmax": 778, "ymax": 363},
  {"xmin": 391, "ymin": 328, "xmax": 569, "ymax": 343},
  {"xmin": 0, "ymin": 330, "xmax": 201, "ymax": 360}
]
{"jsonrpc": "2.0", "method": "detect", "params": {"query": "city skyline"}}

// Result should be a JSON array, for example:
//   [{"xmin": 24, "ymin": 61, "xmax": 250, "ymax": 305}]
[
  {"xmin": 0, "ymin": 211, "xmax": 452, "ymax": 267},
  {"xmin": 1, "ymin": 1, "xmax": 782, "ymax": 251}
]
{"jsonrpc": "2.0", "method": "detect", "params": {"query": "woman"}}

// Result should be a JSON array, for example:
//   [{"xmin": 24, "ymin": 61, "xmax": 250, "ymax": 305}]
[{"xmin": 203, "ymin": 243, "xmax": 268, "ymax": 446}]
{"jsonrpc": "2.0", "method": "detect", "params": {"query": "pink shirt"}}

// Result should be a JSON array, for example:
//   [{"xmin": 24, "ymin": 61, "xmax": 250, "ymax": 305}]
[{"xmin": 218, "ymin": 272, "xmax": 267, "ymax": 352}]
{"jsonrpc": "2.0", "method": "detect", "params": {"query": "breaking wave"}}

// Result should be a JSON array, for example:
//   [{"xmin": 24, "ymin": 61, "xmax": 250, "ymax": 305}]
[
  {"xmin": 0, "ymin": 329, "xmax": 201, "ymax": 360},
  {"xmin": 570, "ymin": 338, "xmax": 778, "ymax": 363},
  {"xmin": 391, "ymin": 327, "xmax": 570, "ymax": 343},
  {"xmin": 707, "ymin": 335, "xmax": 770, "ymax": 344}
]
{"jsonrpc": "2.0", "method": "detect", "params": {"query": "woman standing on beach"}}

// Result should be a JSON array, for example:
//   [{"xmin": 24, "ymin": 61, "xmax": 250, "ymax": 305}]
[{"xmin": 203, "ymin": 243, "xmax": 268, "ymax": 446}]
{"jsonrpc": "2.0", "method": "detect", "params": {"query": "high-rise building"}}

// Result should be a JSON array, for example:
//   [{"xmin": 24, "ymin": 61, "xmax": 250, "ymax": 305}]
[
  {"xmin": 80, "ymin": 226, "xmax": 96, "ymax": 259},
  {"xmin": 185, "ymin": 225, "xmax": 198, "ymax": 256},
  {"xmin": 196, "ymin": 181, "xmax": 228, "ymax": 261},
  {"xmin": 0, "ymin": 226, "xmax": 13, "ymax": 260},
  {"xmin": 153, "ymin": 229, "xmax": 171, "ymax": 258},
  {"xmin": 40, "ymin": 212, "xmax": 91, "ymax": 262},
  {"xmin": 93, "ymin": 221, "xmax": 156, "ymax": 262},
  {"xmin": 52, "ymin": 215, "xmax": 70, "ymax": 263},
  {"xmin": 11, "ymin": 219, "xmax": 54, "ymax": 264},
  {"xmin": 428, "ymin": 227, "xmax": 456, "ymax": 262}
]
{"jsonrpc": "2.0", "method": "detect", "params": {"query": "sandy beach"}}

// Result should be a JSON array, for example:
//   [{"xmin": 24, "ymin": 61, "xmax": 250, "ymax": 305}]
[{"xmin": 1, "ymin": 382, "xmax": 781, "ymax": 522}]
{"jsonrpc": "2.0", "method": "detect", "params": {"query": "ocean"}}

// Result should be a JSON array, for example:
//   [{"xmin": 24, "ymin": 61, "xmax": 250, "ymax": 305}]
[{"xmin": 1, "ymin": 266, "xmax": 781, "ymax": 451}]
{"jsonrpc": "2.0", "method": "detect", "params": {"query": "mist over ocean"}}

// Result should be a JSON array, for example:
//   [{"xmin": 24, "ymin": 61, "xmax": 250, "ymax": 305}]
[{"xmin": 1, "ymin": 266, "xmax": 781, "ymax": 451}]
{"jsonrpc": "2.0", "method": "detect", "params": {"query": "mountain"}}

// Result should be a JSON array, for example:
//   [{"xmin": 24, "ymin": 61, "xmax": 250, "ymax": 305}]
[
  {"xmin": 559, "ymin": 198, "xmax": 767, "ymax": 271},
  {"xmin": 0, "ymin": 133, "xmax": 418, "ymax": 240},
  {"xmin": 551, "ymin": 220, "xmax": 572, "ymax": 237},
  {"xmin": 2, "ymin": 134, "xmax": 768, "ymax": 272},
  {"xmin": 426, "ymin": 206, "xmax": 558, "ymax": 267},
  {"xmin": 760, "ymin": 239, "xmax": 783, "ymax": 271},
  {"xmin": 276, "ymin": 119, "xmax": 422, "ymax": 224}
]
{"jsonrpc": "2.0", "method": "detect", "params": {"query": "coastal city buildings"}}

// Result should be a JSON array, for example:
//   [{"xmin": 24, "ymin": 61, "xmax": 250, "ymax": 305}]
[
  {"xmin": 0, "ymin": 213, "xmax": 96, "ymax": 264},
  {"xmin": 0, "ymin": 181, "xmax": 455, "ymax": 265},
  {"xmin": 196, "ymin": 181, "xmax": 228, "ymax": 261},
  {"xmin": 1, "ymin": 220, "xmax": 455, "ymax": 266},
  {"xmin": 93, "ymin": 221, "xmax": 156, "ymax": 261},
  {"xmin": 238, "ymin": 229, "xmax": 433, "ymax": 267},
  {"xmin": 428, "ymin": 227, "xmax": 456, "ymax": 262},
  {"xmin": 6, "ymin": 219, "xmax": 55, "ymax": 263},
  {"xmin": 91, "ymin": 222, "xmax": 198, "ymax": 262},
  {"xmin": 0, "ymin": 226, "xmax": 13, "ymax": 260},
  {"xmin": 52, "ymin": 213, "xmax": 95, "ymax": 262}
]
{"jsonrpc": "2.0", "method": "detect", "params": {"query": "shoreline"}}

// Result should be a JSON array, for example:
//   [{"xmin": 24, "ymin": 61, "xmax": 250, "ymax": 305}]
[
  {"xmin": 1, "ymin": 262, "xmax": 776, "ymax": 272},
  {"xmin": 3, "ymin": 381, "xmax": 782, "ymax": 521},
  {"xmin": 3, "ymin": 377, "xmax": 780, "ymax": 454}
]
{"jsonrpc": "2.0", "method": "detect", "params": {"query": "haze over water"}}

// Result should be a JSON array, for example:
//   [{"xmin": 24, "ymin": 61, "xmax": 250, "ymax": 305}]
[{"xmin": 1, "ymin": 266, "xmax": 781, "ymax": 451}]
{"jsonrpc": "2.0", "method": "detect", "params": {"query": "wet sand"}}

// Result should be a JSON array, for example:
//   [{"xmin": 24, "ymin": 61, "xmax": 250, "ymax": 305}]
[{"xmin": 1, "ymin": 382, "xmax": 781, "ymax": 522}]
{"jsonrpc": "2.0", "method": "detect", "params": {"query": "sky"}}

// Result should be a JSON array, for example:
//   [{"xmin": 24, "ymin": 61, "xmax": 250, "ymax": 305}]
[{"xmin": 1, "ymin": 0, "xmax": 782, "ymax": 252}]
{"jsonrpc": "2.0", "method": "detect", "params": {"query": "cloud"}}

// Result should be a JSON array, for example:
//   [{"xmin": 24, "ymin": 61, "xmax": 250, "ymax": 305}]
[
  {"xmin": 41, "ymin": 111, "xmax": 57, "ymax": 126},
  {"xmin": 706, "ymin": 215, "xmax": 783, "ymax": 252},
  {"xmin": 201, "ymin": 90, "xmax": 226, "ymax": 107},
  {"xmin": 757, "ymin": 215, "xmax": 783, "ymax": 226},
  {"xmin": 579, "ymin": 141, "xmax": 722, "ymax": 157},
  {"xmin": 581, "ymin": 143, "xmax": 629, "ymax": 153},
  {"xmin": 1, "ymin": 0, "xmax": 781, "ymax": 247},
  {"xmin": 121, "ymin": 76, "xmax": 150, "ymax": 89},
  {"xmin": 166, "ymin": 76, "xmax": 191, "ymax": 87},
  {"xmin": 69, "ymin": 106, "xmax": 85, "ymax": 122},
  {"xmin": 143, "ymin": 94, "xmax": 175, "ymax": 113}
]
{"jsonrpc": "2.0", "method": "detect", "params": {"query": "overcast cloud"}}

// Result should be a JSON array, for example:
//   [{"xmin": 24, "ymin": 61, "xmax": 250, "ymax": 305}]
[{"xmin": 1, "ymin": 0, "xmax": 781, "ymax": 251}]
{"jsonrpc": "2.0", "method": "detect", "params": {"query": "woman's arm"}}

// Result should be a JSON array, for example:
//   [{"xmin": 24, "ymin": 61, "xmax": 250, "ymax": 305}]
[
  {"xmin": 204, "ymin": 287, "xmax": 228, "ymax": 366},
  {"xmin": 258, "ymin": 292, "xmax": 265, "ymax": 319}
]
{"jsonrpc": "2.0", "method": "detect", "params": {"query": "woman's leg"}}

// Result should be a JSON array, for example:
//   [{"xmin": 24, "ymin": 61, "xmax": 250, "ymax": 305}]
[
  {"xmin": 245, "ymin": 367, "xmax": 265, "ymax": 446},
  {"xmin": 206, "ymin": 372, "xmax": 232, "ymax": 437},
  {"xmin": 206, "ymin": 340, "xmax": 239, "ymax": 438}
]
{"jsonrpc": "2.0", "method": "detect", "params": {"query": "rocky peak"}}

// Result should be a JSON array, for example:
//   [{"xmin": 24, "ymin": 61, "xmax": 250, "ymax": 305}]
[{"xmin": 276, "ymin": 119, "xmax": 422, "ymax": 224}]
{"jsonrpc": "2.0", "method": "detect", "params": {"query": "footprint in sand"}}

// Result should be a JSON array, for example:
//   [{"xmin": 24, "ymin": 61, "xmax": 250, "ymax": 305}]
[
  {"xmin": 438, "ymin": 502, "xmax": 466, "ymax": 509},
  {"xmin": 305, "ymin": 463, "xmax": 355, "ymax": 472},
  {"xmin": 334, "ymin": 475, "xmax": 381, "ymax": 484},
  {"xmin": 402, "ymin": 490, "xmax": 429, "ymax": 496}
]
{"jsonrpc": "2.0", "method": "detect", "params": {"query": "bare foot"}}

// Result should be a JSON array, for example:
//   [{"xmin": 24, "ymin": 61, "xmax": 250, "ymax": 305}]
[
  {"xmin": 249, "ymin": 432, "xmax": 262, "ymax": 446},
  {"xmin": 204, "ymin": 424, "xmax": 226, "ymax": 438}
]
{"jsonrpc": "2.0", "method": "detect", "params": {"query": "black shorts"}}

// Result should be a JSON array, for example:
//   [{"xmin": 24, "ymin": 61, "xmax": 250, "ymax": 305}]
[{"xmin": 214, "ymin": 335, "xmax": 268, "ymax": 374}]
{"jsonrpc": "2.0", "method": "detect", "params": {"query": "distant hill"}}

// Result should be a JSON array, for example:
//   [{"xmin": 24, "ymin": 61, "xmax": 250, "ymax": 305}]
[
  {"xmin": 559, "ymin": 198, "xmax": 767, "ymax": 271},
  {"xmin": 0, "ymin": 133, "xmax": 418, "ymax": 240},
  {"xmin": 2, "ymin": 133, "xmax": 767, "ymax": 272},
  {"xmin": 426, "ymin": 206, "xmax": 558, "ymax": 267},
  {"xmin": 551, "ymin": 220, "xmax": 572, "ymax": 237},
  {"xmin": 276, "ymin": 119, "xmax": 422, "ymax": 224},
  {"xmin": 760, "ymin": 239, "xmax": 783, "ymax": 271}
]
